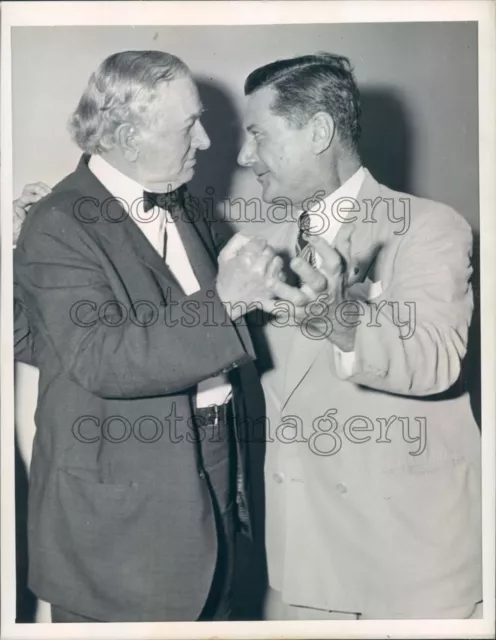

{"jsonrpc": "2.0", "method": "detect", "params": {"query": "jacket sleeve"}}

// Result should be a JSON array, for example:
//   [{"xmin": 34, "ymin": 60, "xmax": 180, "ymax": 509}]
[
  {"xmin": 337, "ymin": 205, "xmax": 474, "ymax": 396},
  {"xmin": 15, "ymin": 206, "xmax": 255, "ymax": 399},
  {"xmin": 14, "ymin": 287, "xmax": 35, "ymax": 366}
]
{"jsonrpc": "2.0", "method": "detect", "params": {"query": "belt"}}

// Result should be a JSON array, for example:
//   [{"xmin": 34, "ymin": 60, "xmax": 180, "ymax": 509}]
[{"xmin": 194, "ymin": 398, "xmax": 233, "ymax": 427}]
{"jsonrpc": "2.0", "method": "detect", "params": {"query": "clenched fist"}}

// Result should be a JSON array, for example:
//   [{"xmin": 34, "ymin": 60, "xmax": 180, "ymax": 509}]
[{"xmin": 216, "ymin": 233, "xmax": 284, "ymax": 320}]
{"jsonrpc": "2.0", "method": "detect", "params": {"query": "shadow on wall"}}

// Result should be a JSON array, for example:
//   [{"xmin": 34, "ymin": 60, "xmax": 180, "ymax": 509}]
[
  {"xmin": 466, "ymin": 232, "xmax": 481, "ymax": 430},
  {"xmin": 189, "ymin": 77, "xmax": 243, "ymax": 248},
  {"xmin": 359, "ymin": 87, "xmax": 414, "ymax": 194}
]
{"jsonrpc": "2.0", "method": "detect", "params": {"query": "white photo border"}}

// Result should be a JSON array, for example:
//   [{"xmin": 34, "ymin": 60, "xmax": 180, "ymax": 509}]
[{"xmin": 1, "ymin": 2, "xmax": 495, "ymax": 639}]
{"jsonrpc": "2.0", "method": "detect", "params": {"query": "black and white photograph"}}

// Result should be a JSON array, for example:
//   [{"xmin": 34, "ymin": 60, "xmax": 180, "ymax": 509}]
[{"xmin": 1, "ymin": 2, "xmax": 495, "ymax": 639}]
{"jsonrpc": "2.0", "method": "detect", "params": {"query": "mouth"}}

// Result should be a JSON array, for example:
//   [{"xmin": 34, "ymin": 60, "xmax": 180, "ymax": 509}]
[{"xmin": 256, "ymin": 171, "xmax": 268, "ymax": 182}]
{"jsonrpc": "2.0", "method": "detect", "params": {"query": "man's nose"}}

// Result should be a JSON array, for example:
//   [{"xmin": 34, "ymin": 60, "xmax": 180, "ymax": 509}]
[
  {"xmin": 194, "ymin": 121, "xmax": 211, "ymax": 151},
  {"xmin": 237, "ymin": 138, "xmax": 256, "ymax": 168}
]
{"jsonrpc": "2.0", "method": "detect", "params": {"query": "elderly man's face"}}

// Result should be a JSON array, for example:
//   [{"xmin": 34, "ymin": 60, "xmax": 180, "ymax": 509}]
[
  {"xmin": 136, "ymin": 75, "xmax": 210, "ymax": 191},
  {"xmin": 238, "ymin": 86, "xmax": 316, "ymax": 206}
]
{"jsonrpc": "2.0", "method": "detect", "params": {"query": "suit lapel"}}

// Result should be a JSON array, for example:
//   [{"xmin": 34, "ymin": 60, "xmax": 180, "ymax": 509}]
[
  {"xmin": 75, "ymin": 158, "xmax": 217, "ymax": 298},
  {"xmin": 173, "ymin": 193, "xmax": 218, "ymax": 288},
  {"xmin": 331, "ymin": 168, "xmax": 386, "ymax": 285},
  {"xmin": 281, "ymin": 169, "xmax": 385, "ymax": 411},
  {"xmin": 121, "ymin": 217, "xmax": 185, "ymax": 296}
]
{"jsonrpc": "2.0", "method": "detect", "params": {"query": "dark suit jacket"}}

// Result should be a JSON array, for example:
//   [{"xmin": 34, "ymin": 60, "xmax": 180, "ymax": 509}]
[{"xmin": 14, "ymin": 155, "xmax": 257, "ymax": 622}]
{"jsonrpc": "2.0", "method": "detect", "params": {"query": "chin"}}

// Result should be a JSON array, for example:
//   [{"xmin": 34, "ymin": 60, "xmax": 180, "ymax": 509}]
[
  {"xmin": 182, "ymin": 166, "xmax": 195, "ymax": 183},
  {"xmin": 169, "ymin": 169, "xmax": 194, "ymax": 190},
  {"xmin": 261, "ymin": 183, "xmax": 277, "ymax": 204},
  {"xmin": 262, "ymin": 185, "xmax": 290, "ymax": 206}
]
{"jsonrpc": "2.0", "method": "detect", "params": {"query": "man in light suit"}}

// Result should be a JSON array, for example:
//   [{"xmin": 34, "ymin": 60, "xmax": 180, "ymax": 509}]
[
  {"xmin": 233, "ymin": 52, "xmax": 482, "ymax": 619},
  {"xmin": 13, "ymin": 50, "xmax": 278, "ymax": 622}
]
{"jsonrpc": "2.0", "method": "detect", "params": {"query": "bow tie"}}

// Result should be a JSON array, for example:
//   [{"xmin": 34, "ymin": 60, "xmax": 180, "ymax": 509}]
[{"xmin": 143, "ymin": 187, "xmax": 185, "ymax": 213}]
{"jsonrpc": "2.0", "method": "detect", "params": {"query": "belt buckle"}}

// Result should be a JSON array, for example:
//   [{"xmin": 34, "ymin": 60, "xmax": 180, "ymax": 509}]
[{"xmin": 212, "ymin": 403, "xmax": 220, "ymax": 427}]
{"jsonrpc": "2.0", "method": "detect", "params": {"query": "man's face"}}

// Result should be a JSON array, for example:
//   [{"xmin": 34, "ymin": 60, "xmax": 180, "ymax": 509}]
[
  {"xmin": 238, "ymin": 86, "xmax": 315, "ymax": 206},
  {"xmin": 135, "ymin": 75, "xmax": 210, "ymax": 191}
]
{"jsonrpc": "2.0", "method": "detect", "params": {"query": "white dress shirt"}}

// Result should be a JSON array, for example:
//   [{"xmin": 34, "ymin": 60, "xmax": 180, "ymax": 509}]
[
  {"xmin": 89, "ymin": 154, "xmax": 231, "ymax": 407},
  {"xmin": 296, "ymin": 166, "xmax": 366, "ymax": 376}
]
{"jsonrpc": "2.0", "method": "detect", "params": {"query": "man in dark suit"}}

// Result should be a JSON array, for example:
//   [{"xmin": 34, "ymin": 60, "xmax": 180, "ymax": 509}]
[{"xmin": 14, "ymin": 50, "xmax": 277, "ymax": 623}]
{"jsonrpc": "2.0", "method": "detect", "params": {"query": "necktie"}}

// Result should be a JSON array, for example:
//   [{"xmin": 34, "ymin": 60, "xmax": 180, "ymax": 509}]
[
  {"xmin": 296, "ymin": 211, "xmax": 316, "ymax": 267},
  {"xmin": 143, "ymin": 188, "xmax": 184, "ymax": 261}
]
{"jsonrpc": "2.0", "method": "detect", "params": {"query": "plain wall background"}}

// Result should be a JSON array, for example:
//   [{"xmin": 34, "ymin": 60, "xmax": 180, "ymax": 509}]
[
  {"xmin": 11, "ymin": 22, "xmax": 479, "ymax": 622},
  {"xmin": 12, "ymin": 23, "xmax": 479, "ymax": 229}
]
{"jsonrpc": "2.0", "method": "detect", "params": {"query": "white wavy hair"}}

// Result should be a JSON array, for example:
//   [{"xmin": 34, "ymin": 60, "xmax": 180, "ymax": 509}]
[{"xmin": 68, "ymin": 50, "xmax": 190, "ymax": 154}]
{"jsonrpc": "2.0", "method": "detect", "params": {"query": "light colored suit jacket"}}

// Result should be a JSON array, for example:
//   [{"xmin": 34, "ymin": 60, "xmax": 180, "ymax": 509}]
[{"xmin": 255, "ymin": 169, "xmax": 481, "ymax": 617}]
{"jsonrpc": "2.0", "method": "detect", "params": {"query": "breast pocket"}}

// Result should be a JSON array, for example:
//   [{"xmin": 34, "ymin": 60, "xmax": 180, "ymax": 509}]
[
  {"xmin": 348, "ymin": 277, "xmax": 383, "ymax": 302},
  {"xmin": 368, "ymin": 279, "xmax": 383, "ymax": 299}
]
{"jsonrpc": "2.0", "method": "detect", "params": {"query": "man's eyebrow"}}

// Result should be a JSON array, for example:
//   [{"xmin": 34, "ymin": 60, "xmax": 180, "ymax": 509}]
[
  {"xmin": 185, "ymin": 107, "xmax": 206, "ymax": 124},
  {"xmin": 189, "ymin": 107, "xmax": 206, "ymax": 120}
]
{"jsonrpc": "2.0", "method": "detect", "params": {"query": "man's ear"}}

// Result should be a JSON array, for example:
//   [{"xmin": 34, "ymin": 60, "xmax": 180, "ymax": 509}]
[
  {"xmin": 311, "ymin": 111, "xmax": 335, "ymax": 154},
  {"xmin": 115, "ymin": 122, "xmax": 139, "ymax": 162}
]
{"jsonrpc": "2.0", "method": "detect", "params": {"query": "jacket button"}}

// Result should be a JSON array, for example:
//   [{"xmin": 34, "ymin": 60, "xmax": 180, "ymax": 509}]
[
  {"xmin": 336, "ymin": 481, "xmax": 347, "ymax": 494},
  {"xmin": 273, "ymin": 472, "xmax": 284, "ymax": 484}
]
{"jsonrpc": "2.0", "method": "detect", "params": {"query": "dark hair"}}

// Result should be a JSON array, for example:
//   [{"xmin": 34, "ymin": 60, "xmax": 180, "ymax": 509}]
[{"xmin": 244, "ymin": 52, "xmax": 361, "ymax": 152}]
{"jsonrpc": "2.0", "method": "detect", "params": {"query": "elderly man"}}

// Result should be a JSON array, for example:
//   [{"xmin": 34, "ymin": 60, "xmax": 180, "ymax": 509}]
[
  {"xmin": 234, "ymin": 52, "xmax": 482, "ymax": 620},
  {"xmin": 13, "ymin": 50, "xmax": 278, "ymax": 623}
]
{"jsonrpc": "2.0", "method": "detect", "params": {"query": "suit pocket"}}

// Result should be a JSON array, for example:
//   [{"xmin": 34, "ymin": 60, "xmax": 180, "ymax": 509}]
[
  {"xmin": 348, "ymin": 277, "xmax": 383, "ymax": 301},
  {"xmin": 57, "ymin": 466, "xmax": 144, "ymax": 520},
  {"xmin": 368, "ymin": 279, "xmax": 383, "ymax": 299},
  {"xmin": 376, "ymin": 455, "xmax": 481, "ymax": 549},
  {"xmin": 53, "ymin": 466, "xmax": 158, "ymax": 609}
]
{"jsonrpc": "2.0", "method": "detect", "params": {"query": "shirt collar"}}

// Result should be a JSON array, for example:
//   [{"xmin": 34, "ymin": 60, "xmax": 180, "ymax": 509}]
[
  {"xmin": 88, "ymin": 154, "xmax": 147, "ymax": 211},
  {"xmin": 323, "ymin": 165, "xmax": 366, "ymax": 213},
  {"xmin": 89, "ymin": 154, "xmax": 177, "ymax": 230},
  {"xmin": 301, "ymin": 165, "xmax": 366, "ymax": 236}
]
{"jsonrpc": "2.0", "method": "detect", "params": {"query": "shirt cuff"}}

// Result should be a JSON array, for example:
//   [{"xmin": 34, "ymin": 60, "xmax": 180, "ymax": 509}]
[{"xmin": 333, "ymin": 345, "xmax": 356, "ymax": 378}]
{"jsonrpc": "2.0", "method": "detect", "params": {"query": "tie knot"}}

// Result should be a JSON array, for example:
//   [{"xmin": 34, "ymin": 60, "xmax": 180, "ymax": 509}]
[
  {"xmin": 298, "ymin": 211, "xmax": 311, "ymax": 233},
  {"xmin": 297, "ymin": 211, "xmax": 312, "ymax": 251},
  {"xmin": 296, "ymin": 211, "xmax": 317, "ymax": 267},
  {"xmin": 143, "ymin": 187, "xmax": 184, "ymax": 213}
]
